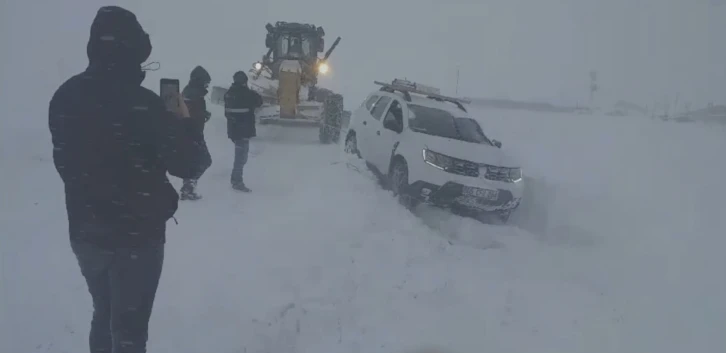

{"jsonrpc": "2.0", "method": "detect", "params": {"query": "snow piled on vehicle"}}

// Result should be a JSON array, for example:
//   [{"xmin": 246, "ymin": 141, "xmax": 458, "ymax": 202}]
[{"xmin": 1, "ymin": 99, "xmax": 725, "ymax": 353}]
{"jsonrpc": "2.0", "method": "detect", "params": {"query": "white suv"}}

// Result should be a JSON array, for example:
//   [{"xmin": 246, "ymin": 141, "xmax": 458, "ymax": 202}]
[{"xmin": 344, "ymin": 79, "xmax": 524, "ymax": 222}]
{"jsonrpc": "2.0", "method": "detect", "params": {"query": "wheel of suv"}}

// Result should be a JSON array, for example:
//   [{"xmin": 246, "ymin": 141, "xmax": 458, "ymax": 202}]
[
  {"xmin": 498, "ymin": 210, "xmax": 511, "ymax": 224},
  {"xmin": 389, "ymin": 159, "xmax": 418, "ymax": 210},
  {"xmin": 344, "ymin": 132, "xmax": 361, "ymax": 158}
]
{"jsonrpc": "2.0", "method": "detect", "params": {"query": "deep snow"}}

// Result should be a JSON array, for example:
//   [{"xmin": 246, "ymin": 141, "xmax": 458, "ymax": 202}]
[{"xmin": 1, "ymin": 99, "xmax": 726, "ymax": 352}]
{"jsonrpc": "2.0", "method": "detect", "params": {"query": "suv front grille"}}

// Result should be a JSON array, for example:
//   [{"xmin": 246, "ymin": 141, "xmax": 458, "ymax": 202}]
[
  {"xmin": 451, "ymin": 160, "xmax": 479, "ymax": 177},
  {"xmin": 441, "ymin": 157, "xmax": 517, "ymax": 183}
]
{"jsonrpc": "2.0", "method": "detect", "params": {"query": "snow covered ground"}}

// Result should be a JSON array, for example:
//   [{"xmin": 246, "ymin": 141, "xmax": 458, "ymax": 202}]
[{"xmin": 2, "ymin": 99, "xmax": 726, "ymax": 352}]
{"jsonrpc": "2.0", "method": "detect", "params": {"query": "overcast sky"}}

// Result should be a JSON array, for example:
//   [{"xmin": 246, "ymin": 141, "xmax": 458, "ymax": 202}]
[{"xmin": 1, "ymin": 0, "xmax": 724, "ymax": 113}]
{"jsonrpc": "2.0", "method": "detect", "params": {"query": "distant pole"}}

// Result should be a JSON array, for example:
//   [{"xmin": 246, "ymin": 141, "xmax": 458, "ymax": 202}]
[
  {"xmin": 455, "ymin": 65, "xmax": 460, "ymax": 95},
  {"xmin": 589, "ymin": 70, "xmax": 598, "ymax": 108},
  {"xmin": 673, "ymin": 93, "xmax": 680, "ymax": 114}
]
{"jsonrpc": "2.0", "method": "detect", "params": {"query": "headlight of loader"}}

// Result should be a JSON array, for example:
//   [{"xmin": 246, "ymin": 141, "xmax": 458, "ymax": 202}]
[
  {"xmin": 318, "ymin": 62, "xmax": 329, "ymax": 74},
  {"xmin": 253, "ymin": 62, "xmax": 263, "ymax": 70},
  {"xmin": 422, "ymin": 149, "xmax": 454, "ymax": 170},
  {"xmin": 509, "ymin": 168, "xmax": 522, "ymax": 182}
]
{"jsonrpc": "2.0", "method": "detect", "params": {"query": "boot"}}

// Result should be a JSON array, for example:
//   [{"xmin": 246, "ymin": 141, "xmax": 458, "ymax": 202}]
[
  {"xmin": 180, "ymin": 179, "xmax": 202, "ymax": 200},
  {"xmin": 232, "ymin": 182, "xmax": 251, "ymax": 193}
]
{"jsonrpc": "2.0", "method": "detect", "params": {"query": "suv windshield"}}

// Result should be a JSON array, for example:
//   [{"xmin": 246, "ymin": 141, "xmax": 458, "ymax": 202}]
[{"xmin": 407, "ymin": 105, "xmax": 493, "ymax": 145}]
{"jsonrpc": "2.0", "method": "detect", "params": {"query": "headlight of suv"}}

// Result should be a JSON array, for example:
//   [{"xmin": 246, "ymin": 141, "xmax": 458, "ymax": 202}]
[
  {"xmin": 509, "ymin": 167, "xmax": 522, "ymax": 182},
  {"xmin": 422, "ymin": 149, "xmax": 454, "ymax": 170}
]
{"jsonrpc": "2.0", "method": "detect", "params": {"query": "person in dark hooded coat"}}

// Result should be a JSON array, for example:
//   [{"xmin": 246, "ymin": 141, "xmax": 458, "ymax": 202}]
[
  {"xmin": 224, "ymin": 71, "xmax": 263, "ymax": 192},
  {"xmin": 179, "ymin": 65, "xmax": 213, "ymax": 200},
  {"xmin": 48, "ymin": 6, "xmax": 211, "ymax": 353}
]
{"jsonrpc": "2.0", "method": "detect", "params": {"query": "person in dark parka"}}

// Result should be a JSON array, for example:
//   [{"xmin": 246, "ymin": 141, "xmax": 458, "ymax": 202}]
[
  {"xmin": 48, "ymin": 6, "xmax": 211, "ymax": 353},
  {"xmin": 179, "ymin": 65, "xmax": 213, "ymax": 200},
  {"xmin": 224, "ymin": 71, "xmax": 263, "ymax": 192}
]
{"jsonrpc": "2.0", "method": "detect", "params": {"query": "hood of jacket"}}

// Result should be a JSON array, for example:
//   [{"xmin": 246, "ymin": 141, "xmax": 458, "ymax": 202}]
[
  {"xmin": 190, "ymin": 66, "xmax": 211, "ymax": 86},
  {"xmin": 85, "ymin": 6, "xmax": 152, "ymax": 85}
]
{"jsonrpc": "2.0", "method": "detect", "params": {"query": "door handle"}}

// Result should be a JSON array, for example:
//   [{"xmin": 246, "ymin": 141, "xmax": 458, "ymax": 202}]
[
  {"xmin": 377, "ymin": 131, "xmax": 380, "ymax": 135},
  {"xmin": 363, "ymin": 121, "xmax": 367, "ymax": 125}
]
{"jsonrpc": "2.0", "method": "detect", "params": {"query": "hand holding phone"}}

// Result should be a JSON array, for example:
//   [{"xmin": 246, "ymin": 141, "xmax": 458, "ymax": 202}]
[
  {"xmin": 170, "ymin": 93, "xmax": 190, "ymax": 118},
  {"xmin": 160, "ymin": 78, "xmax": 190, "ymax": 118}
]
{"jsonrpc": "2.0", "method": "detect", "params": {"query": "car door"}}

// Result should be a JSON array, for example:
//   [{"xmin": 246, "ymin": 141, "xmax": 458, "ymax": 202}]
[
  {"xmin": 360, "ymin": 95, "xmax": 392, "ymax": 160},
  {"xmin": 351, "ymin": 94, "xmax": 379, "ymax": 158},
  {"xmin": 372, "ymin": 98, "xmax": 406, "ymax": 173}
]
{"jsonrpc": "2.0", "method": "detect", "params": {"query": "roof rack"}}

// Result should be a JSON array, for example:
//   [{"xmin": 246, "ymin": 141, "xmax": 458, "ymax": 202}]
[{"xmin": 373, "ymin": 79, "xmax": 471, "ymax": 112}]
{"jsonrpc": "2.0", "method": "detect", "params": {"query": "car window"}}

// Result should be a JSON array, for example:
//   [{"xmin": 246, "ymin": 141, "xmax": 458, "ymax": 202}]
[
  {"xmin": 384, "ymin": 101, "xmax": 403, "ymax": 124},
  {"xmin": 370, "ymin": 96, "xmax": 391, "ymax": 121},
  {"xmin": 408, "ymin": 104, "xmax": 493, "ymax": 145},
  {"xmin": 364, "ymin": 95, "xmax": 378, "ymax": 111}
]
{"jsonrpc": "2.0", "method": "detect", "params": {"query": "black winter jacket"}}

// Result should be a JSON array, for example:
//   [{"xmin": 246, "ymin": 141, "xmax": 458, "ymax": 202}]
[
  {"xmin": 49, "ymin": 66, "xmax": 211, "ymax": 248},
  {"xmin": 49, "ymin": 6, "xmax": 212, "ymax": 248},
  {"xmin": 183, "ymin": 66, "xmax": 212, "ymax": 125},
  {"xmin": 49, "ymin": 6, "xmax": 212, "ymax": 249},
  {"xmin": 224, "ymin": 83, "xmax": 263, "ymax": 140}
]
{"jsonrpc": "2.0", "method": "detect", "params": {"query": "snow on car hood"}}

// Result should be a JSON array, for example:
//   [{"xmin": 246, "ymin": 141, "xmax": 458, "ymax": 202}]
[{"xmin": 417, "ymin": 134, "xmax": 520, "ymax": 168}]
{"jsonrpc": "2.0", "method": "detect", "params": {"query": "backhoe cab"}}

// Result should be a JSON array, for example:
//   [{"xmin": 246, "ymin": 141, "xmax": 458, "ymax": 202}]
[
  {"xmin": 251, "ymin": 21, "xmax": 340, "ymax": 96},
  {"xmin": 209, "ymin": 21, "xmax": 345, "ymax": 144}
]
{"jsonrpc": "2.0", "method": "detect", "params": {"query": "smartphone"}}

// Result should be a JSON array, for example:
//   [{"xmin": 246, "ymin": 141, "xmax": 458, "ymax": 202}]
[{"xmin": 160, "ymin": 78, "xmax": 180, "ymax": 111}]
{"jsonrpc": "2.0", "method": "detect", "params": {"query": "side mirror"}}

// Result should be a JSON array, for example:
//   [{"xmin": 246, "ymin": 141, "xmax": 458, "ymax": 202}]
[
  {"xmin": 383, "ymin": 117, "xmax": 401, "ymax": 133},
  {"xmin": 492, "ymin": 139, "xmax": 502, "ymax": 148}
]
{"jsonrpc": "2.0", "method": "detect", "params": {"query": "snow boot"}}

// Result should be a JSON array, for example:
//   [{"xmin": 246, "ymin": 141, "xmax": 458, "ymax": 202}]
[
  {"xmin": 180, "ymin": 179, "xmax": 202, "ymax": 200},
  {"xmin": 232, "ymin": 183, "xmax": 251, "ymax": 193},
  {"xmin": 180, "ymin": 191, "xmax": 202, "ymax": 200}
]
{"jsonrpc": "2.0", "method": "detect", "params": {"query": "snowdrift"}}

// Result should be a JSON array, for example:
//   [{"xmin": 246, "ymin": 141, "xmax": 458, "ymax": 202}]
[{"xmin": 1, "ymin": 99, "xmax": 725, "ymax": 353}]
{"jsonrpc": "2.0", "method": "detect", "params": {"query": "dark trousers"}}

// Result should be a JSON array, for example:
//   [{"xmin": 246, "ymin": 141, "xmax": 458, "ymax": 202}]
[
  {"xmin": 71, "ymin": 239, "xmax": 164, "ymax": 353},
  {"xmin": 231, "ymin": 138, "xmax": 250, "ymax": 186},
  {"xmin": 181, "ymin": 127, "xmax": 210, "ymax": 193}
]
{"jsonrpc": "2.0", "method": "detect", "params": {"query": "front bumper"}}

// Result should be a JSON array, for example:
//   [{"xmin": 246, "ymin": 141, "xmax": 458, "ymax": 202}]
[{"xmin": 405, "ymin": 180, "xmax": 521, "ymax": 213}]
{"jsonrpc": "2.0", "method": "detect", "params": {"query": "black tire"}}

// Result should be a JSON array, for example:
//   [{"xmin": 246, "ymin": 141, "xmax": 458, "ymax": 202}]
[
  {"xmin": 389, "ymin": 159, "xmax": 419, "ymax": 210},
  {"xmin": 344, "ymin": 132, "xmax": 361, "ymax": 158},
  {"xmin": 498, "ymin": 210, "xmax": 511, "ymax": 224},
  {"xmin": 319, "ymin": 93, "xmax": 344, "ymax": 144}
]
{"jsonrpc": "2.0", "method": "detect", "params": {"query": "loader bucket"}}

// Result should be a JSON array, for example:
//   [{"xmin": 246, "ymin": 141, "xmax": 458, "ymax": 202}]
[{"xmin": 256, "ymin": 60, "xmax": 324, "ymax": 128}]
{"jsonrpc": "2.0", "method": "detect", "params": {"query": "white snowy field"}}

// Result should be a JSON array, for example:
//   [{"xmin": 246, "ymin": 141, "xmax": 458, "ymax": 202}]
[{"xmin": 2, "ymin": 101, "xmax": 726, "ymax": 353}]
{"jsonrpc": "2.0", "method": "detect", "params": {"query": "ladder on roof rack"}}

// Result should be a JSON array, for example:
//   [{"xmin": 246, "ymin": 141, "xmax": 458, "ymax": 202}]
[{"xmin": 373, "ymin": 80, "xmax": 471, "ymax": 112}]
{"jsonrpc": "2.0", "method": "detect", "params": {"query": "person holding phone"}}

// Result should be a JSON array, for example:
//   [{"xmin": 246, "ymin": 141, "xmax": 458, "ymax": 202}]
[
  {"xmin": 224, "ymin": 71, "xmax": 263, "ymax": 192},
  {"xmin": 48, "ymin": 6, "xmax": 211, "ymax": 353},
  {"xmin": 179, "ymin": 65, "xmax": 213, "ymax": 200}
]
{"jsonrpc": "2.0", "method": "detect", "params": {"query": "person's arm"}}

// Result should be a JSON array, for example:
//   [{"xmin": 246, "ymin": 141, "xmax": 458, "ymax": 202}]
[
  {"xmin": 224, "ymin": 89, "xmax": 234, "ymax": 119},
  {"xmin": 48, "ymin": 88, "xmax": 120, "ymax": 202},
  {"xmin": 49, "ymin": 91, "xmax": 78, "ymax": 185},
  {"xmin": 204, "ymin": 100, "xmax": 212, "ymax": 122},
  {"xmin": 183, "ymin": 87, "xmax": 208, "ymax": 121},
  {"xmin": 253, "ymin": 91, "xmax": 263, "ymax": 109},
  {"xmin": 152, "ymin": 93, "xmax": 211, "ymax": 179},
  {"xmin": 193, "ymin": 97, "xmax": 211, "ymax": 122}
]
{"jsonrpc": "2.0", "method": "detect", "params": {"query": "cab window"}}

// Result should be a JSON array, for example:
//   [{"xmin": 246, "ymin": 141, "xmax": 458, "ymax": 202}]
[
  {"xmin": 364, "ymin": 95, "xmax": 379, "ymax": 111},
  {"xmin": 370, "ymin": 96, "xmax": 392, "ymax": 120}
]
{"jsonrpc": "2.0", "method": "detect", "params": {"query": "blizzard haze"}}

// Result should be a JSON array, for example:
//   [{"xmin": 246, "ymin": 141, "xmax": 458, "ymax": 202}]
[
  {"xmin": 1, "ymin": 0, "xmax": 726, "ymax": 353},
  {"xmin": 1, "ymin": 0, "xmax": 725, "ymax": 110}
]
